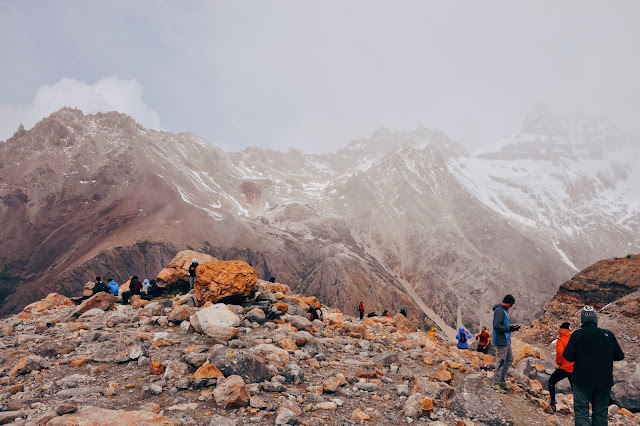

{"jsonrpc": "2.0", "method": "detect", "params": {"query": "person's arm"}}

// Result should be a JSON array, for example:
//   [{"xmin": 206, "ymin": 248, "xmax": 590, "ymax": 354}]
[
  {"xmin": 556, "ymin": 337, "xmax": 567, "ymax": 365},
  {"xmin": 612, "ymin": 334, "xmax": 625, "ymax": 361},
  {"xmin": 563, "ymin": 333, "xmax": 577, "ymax": 362},
  {"xmin": 493, "ymin": 308, "xmax": 507, "ymax": 332}
]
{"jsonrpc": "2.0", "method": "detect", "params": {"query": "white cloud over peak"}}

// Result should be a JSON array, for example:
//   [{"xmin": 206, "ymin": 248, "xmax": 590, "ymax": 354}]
[{"xmin": 0, "ymin": 76, "xmax": 161, "ymax": 141}]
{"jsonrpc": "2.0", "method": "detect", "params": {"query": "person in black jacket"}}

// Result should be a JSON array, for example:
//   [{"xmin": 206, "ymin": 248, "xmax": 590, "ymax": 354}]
[
  {"xmin": 188, "ymin": 259, "xmax": 198, "ymax": 291},
  {"xmin": 92, "ymin": 276, "xmax": 108, "ymax": 295},
  {"xmin": 563, "ymin": 306, "xmax": 624, "ymax": 426}
]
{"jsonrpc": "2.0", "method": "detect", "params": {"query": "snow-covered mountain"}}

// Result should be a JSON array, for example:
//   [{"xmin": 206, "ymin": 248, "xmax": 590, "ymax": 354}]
[{"xmin": 1, "ymin": 108, "xmax": 638, "ymax": 335}]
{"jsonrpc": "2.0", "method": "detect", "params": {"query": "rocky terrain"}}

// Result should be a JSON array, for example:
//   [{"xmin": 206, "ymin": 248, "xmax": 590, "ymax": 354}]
[
  {"xmin": 1, "ymin": 107, "xmax": 639, "ymax": 336},
  {"xmin": 0, "ymin": 251, "xmax": 638, "ymax": 425},
  {"xmin": 520, "ymin": 253, "xmax": 640, "ymax": 412}
]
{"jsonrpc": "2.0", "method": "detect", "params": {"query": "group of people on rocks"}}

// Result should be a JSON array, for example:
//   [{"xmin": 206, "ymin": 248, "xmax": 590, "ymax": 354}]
[
  {"xmin": 87, "ymin": 275, "xmax": 162, "ymax": 304},
  {"xmin": 357, "ymin": 301, "xmax": 407, "ymax": 320},
  {"xmin": 489, "ymin": 293, "xmax": 624, "ymax": 425}
]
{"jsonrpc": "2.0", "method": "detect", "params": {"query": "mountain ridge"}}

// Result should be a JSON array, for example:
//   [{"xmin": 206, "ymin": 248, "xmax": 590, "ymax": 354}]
[{"xmin": 1, "ymin": 108, "xmax": 639, "ymax": 334}]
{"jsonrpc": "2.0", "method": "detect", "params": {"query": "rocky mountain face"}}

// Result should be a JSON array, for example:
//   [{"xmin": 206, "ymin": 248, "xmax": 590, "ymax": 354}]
[
  {"xmin": 1, "ymin": 108, "xmax": 639, "ymax": 334},
  {"xmin": 2, "ymin": 263, "xmax": 639, "ymax": 425},
  {"xmin": 519, "ymin": 254, "xmax": 640, "ymax": 411}
]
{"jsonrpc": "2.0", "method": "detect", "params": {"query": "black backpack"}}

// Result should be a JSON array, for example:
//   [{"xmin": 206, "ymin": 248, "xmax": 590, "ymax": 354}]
[{"xmin": 459, "ymin": 332, "xmax": 467, "ymax": 343}]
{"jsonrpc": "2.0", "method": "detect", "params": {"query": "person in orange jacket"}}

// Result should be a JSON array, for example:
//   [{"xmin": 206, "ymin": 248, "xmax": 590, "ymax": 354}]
[{"xmin": 549, "ymin": 322, "xmax": 574, "ymax": 412}]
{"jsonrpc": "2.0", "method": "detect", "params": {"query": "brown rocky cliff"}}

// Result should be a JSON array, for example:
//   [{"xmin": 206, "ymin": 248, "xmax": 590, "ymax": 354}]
[{"xmin": 520, "ymin": 254, "xmax": 640, "ymax": 350}]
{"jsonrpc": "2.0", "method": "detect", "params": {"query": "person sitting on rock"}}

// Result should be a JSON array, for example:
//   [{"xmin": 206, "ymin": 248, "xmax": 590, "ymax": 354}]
[
  {"xmin": 475, "ymin": 326, "xmax": 491, "ymax": 354},
  {"xmin": 188, "ymin": 259, "xmax": 198, "ymax": 291},
  {"xmin": 121, "ymin": 276, "xmax": 143, "ymax": 304},
  {"xmin": 549, "ymin": 322, "xmax": 574, "ymax": 412},
  {"xmin": 456, "ymin": 327, "xmax": 472, "ymax": 349},
  {"xmin": 92, "ymin": 276, "xmax": 108, "ymax": 295},
  {"xmin": 106, "ymin": 278, "xmax": 119, "ymax": 296},
  {"xmin": 142, "ymin": 278, "xmax": 150, "ymax": 293},
  {"xmin": 367, "ymin": 312, "xmax": 376, "ymax": 318},
  {"xmin": 399, "ymin": 307, "xmax": 407, "ymax": 317},
  {"xmin": 141, "ymin": 279, "xmax": 162, "ymax": 300}
]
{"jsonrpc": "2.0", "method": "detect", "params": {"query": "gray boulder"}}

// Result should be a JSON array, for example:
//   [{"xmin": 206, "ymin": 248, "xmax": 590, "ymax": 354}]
[{"xmin": 450, "ymin": 374, "xmax": 515, "ymax": 426}]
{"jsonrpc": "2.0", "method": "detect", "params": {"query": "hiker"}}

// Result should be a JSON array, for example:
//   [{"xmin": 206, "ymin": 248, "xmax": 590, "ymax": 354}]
[
  {"xmin": 549, "ymin": 322, "xmax": 574, "ymax": 412},
  {"xmin": 427, "ymin": 327, "xmax": 437, "ymax": 340},
  {"xmin": 358, "ymin": 301, "xmax": 365, "ymax": 320},
  {"xmin": 141, "ymin": 279, "xmax": 161, "ymax": 300},
  {"xmin": 400, "ymin": 307, "xmax": 407, "ymax": 317},
  {"xmin": 308, "ymin": 305, "xmax": 323, "ymax": 321},
  {"xmin": 106, "ymin": 278, "xmax": 119, "ymax": 296},
  {"xmin": 188, "ymin": 259, "xmax": 198, "ymax": 290},
  {"xmin": 269, "ymin": 277, "xmax": 276, "ymax": 283},
  {"xmin": 367, "ymin": 312, "xmax": 376, "ymax": 318},
  {"xmin": 563, "ymin": 306, "xmax": 624, "ymax": 425},
  {"xmin": 491, "ymin": 294, "xmax": 520, "ymax": 393},
  {"xmin": 122, "ymin": 276, "xmax": 143, "ymax": 304},
  {"xmin": 382, "ymin": 310, "xmax": 389, "ymax": 317},
  {"xmin": 142, "ymin": 279, "xmax": 150, "ymax": 293},
  {"xmin": 456, "ymin": 327, "xmax": 472, "ymax": 349},
  {"xmin": 475, "ymin": 326, "xmax": 491, "ymax": 354},
  {"xmin": 92, "ymin": 276, "xmax": 108, "ymax": 295}
]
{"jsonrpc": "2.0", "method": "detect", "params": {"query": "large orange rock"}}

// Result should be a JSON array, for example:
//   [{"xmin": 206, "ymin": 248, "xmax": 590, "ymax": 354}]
[
  {"xmin": 194, "ymin": 261, "xmax": 257, "ymax": 304},
  {"xmin": 156, "ymin": 250, "xmax": 217, "ymax": 290},
  {"xmin": 22, "ymin": 293, "xmax": 75, "ymax": 313},
  {"xmin": 68, "ymin": 292, "xmax": 116, "ymax": 321},
  {"xmin": 45, "ymin": 406, "xmax": 176, "ymax": 425}
]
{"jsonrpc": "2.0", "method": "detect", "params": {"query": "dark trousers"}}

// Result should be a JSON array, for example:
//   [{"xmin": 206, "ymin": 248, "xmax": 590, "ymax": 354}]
[
  {"xmin": 359, "ymin": 311, "xmax": 364, "ymax": 320},
  {"xmin": 573, "ymin": 383, "xmax": 610, "ymax": 426},
  {"xmin": 549, "ymin": 368, "xmax": 572, "ymax": 404},
  {"xmin": 477, "ymin": 344, "xmax": 489, "ymax": 354},
  {"xmin": 121, "ymin": 291, "xmax": 138, "ymax": 304}
]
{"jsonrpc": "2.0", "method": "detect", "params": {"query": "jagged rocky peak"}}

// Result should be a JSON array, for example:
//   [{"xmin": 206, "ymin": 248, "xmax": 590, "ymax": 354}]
[{"xmin": 480, "ymin": 105, "xmax": 630, "ymax": 161}]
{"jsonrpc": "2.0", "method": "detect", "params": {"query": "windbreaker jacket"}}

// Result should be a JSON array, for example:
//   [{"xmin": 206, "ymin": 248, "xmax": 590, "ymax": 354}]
[
  {"xmin": 492, "ymin": 304, "xmax": 511, "ymax": 346},
  {"xmin": 555, "ymin": 328, "xmax": 574, "ymax": 373},
  {"xmin": 563, "ymin": 322, "xmax": 624, "ymax": 387}
]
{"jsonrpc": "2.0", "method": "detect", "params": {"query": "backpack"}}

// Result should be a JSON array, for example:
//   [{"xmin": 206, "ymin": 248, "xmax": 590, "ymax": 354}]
[{"xmin": 459, "ymin": 332, "xmax": 467, "ymax": 343}]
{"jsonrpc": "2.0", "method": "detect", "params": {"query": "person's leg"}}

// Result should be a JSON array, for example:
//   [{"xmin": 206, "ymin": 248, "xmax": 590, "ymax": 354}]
[
  {"xmin": 492, "ymin": 346, "xmax": 507, "ymax": 386},
  {"xmin": 189, "ymin": 276, "xmax": 195, "ymax": 290},
  {"xmin": 122, "ymin": 291, "xmax": 131, "ymax": 304},
  {"xmin": 572, "ymin": 384, "xmax": 593, "ymax": 426},
  {"xmin": 500, "ymin": 344, "xmax": 514, "ymax": 386},
  {"xmin": 590, "ymin": 386, "xmax": 610, "ymax": 426},
  {"xmin": 548, "ymin": 369, "xmax": 562, "ymax": 406}
]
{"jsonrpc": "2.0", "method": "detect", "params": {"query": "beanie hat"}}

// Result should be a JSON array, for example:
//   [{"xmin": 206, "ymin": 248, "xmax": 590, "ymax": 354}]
[
  {"xmin": 559, "ymin": 322, "xmax": 570, "ymax": 330},
  {"xmin": 502, "ymin": 294, "xmax": 515, "ymax": 305},
  {"xmin": 580, "ymin": 305, "xmax": 598, "ymax": 324},
  {"xmin": 143, "ymin": 279, "xmax": 149, "ymax": 285},
  {"xmin": 192, "ymin": 258, "xmax": 198, "ymax": 263}
]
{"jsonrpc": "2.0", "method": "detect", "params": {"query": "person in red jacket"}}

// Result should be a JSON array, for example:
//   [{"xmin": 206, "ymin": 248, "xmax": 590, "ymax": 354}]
[
  {"xmin": 475, "ymin": 326, "xmax": 492, "ymax": 354},
  {"xmin": 549, "ymin": 322, "xmax": 574, "ymax": 412},
  {"xmin": 358, "ymin": 302, "xmax": 365, "ymax": 320},
  {"xmin": 122, "ymin": 275, "xmax": 143, "ymax": 304}
]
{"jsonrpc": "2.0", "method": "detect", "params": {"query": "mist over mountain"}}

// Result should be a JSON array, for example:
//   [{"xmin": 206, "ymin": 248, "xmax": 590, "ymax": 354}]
[{"xmin": 1, "ymin": 108, "xmax": 638, "ymax": 333}]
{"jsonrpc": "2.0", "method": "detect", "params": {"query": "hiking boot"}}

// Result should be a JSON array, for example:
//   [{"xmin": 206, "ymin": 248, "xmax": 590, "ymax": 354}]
[
  {"xmin": 491, "ymin": 384, "xmax": 507, "ymax": 394},
  {"xmin": 550, "ymin": 403, "xmax": 557, "ymax": 413},
  {"xmin": 500, "ymin": 381, "xmax": 512, "ymax": 391}
]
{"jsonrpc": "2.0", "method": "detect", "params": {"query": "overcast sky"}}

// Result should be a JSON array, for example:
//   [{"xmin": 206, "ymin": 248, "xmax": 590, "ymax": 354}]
[{"xmin": 1, "ymin": 1, "xmax": 639, "ymax": 153}]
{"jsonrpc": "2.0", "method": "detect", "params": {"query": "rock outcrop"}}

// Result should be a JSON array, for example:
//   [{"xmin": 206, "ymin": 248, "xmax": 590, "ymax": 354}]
[
  {"xmin": 156, "ymin": 250, "xmax": 217, "ymax": 291},
  {"xmin": 194, "ymin": 260, "xmax": 257, "ymax": 305}
]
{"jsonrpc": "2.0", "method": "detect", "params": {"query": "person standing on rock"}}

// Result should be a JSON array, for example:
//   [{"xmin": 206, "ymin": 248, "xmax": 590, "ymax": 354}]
[
  {"xmin": 491, "ymin": 294, "xmax": 520, "ymax": 393},
  {"xmin": 358, "ymin": 301, "xmax": 365, "ymax": 320},
  {"xmin": 188, "ymin": 258, "xmax": 198, "ymax": 291},
  {"xmin": 563, "ymin": 306, "xmax": 624, "ymax": 425},
  {"xmin": 456, "ymin": 327, "xmax": 472, "ymax": 349},
  {"xmin": 475, "ymin": 326, "xmax": 491, "ymax": 354},
  {"xmin": 548, "ymin": 322, "xmax": 574, "ymax": 412}
]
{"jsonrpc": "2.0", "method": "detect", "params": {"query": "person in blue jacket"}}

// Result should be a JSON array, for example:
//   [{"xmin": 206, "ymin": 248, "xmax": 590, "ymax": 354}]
[
  {"xmin": 491, "ymin": 294, "xmax": 520, "ymax": 393},
  {"xmin": 106, "ymin": 278, "xmax": 119, "ymax": 296},
  {"xmin": 456, "ymin": 327, "xmax": 473, "ymax": 349}
]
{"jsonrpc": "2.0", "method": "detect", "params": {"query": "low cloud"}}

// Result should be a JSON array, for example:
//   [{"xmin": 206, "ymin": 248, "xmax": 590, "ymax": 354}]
[{"xmin": 0, "ymin": 76, "xmax": 161, "ymax": 141}]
